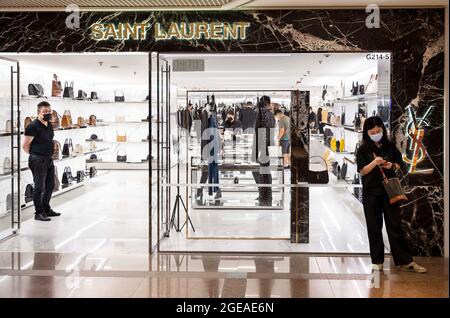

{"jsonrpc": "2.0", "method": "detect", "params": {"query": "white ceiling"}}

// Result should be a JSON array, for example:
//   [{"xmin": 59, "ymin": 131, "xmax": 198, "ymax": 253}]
[{"xmin": 164, "ymin": 52, "xmax": 378, "ymax": 90}]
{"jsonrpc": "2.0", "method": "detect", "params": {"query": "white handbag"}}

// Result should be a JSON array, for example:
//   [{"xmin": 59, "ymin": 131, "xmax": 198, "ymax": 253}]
[{"xmin": 365, "ymin": 74, "xmax": 378, "ymax": 94}]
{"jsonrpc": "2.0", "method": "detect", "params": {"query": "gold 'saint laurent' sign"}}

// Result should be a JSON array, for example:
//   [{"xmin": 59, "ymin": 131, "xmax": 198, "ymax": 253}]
[{"xmin": 90, "ymin": 22, "xmax": 251, "ymax": 41}]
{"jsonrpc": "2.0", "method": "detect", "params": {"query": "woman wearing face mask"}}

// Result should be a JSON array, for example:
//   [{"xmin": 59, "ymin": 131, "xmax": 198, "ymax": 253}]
[{"xmin": 356, "ymin": 116, "xmax": 427, "ymax": 273}]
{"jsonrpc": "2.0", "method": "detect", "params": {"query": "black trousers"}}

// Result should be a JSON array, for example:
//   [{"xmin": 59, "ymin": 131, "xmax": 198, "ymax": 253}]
[
  {"xmin": 362, "ymin": 194, "xmax": 413, "ymax": 266},
  {"xmin": 252, "ymin": 169, "xmax": 272, "ymax": 206},
  {"xmin": 28, "ymin": 154, "xmax": 55, "ymax": 215}
]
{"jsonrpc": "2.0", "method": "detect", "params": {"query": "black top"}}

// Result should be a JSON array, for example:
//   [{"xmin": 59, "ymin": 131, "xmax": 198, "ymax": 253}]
[
  {"xmin": 239, "ymin": 107, "xmax": 256, "ymax": 131},
  {"xmin": 25, "ymin": 119, "xmax": 54, "ymax": 157},
  {"xmin": 224, "ymin": 119, "xmax": 242, "ymax": 131},
  {"xmin": 356, "ymin": 141, "xmax": 404, "ymax": 196}
]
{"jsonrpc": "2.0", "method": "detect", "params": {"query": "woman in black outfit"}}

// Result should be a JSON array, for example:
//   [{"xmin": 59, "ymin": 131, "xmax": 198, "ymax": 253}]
[{"xmin": 356, "ymin": 116, "xmax": 427, "ymax": 273}]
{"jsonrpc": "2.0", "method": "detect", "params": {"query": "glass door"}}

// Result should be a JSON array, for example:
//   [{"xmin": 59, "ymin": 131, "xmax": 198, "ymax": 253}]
[
  {"xmin": 150, "ymin": 52, "xmax": 172, "ymax": 252},
  {"xmin": 0, "ymin": 57, "xmax": 21, "ymax": 241}
]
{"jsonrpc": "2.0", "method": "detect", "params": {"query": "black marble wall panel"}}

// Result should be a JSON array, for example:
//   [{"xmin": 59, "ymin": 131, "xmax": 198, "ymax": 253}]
[{"xmin": 0, "ymin": 9, "xmax": 445, "ymax": 255}]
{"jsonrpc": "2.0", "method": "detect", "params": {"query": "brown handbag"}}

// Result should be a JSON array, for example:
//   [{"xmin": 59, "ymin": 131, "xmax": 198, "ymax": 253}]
[
  {"xmin": 51, "ymin": 73, "xmax": 63, "ymax": 97},
  {"xmin": 61, "ymin": 110, "xmax": 72, "ymax": 128},
  {"xmin": 116, "ymin": 130, "xmax": 127, "ymax": 142},
  {"xmin": 24, "ymin": 116, "xmax": 33, "ymax": 129},
  {"xmin": 51, "ymin": 110, "xmax": 61, "ymax": 129},
  {"xmin": 53, "ymin": 140, "xmax": 61, "ymax": 160},
  {"xmin": 88, "ymin": 114, "xmax": 97, "ymax": 126},
  {"xmin": 77, "ymin": 116, "xmax": 85, "ymax": 127}
]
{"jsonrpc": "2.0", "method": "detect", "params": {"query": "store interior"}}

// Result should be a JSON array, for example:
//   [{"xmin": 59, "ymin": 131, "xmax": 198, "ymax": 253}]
[{"xmin": 0, "ymin": 52, "xmax": 391, "ymax": 254}]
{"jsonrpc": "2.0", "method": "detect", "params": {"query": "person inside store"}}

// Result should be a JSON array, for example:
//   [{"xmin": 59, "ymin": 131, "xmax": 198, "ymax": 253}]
[
  {"xmin": 22, "ymin": 101, "xmax": 61, "ymax": 221},
  {"xmin": 224, "ymin": 110, "xmax": 242, "ymax": 133},
  {"xmin": 356, "ymin": 116, "xmax": 427, "ymax": 273},
  {"xmin": 274, "ymin": 109, "xmax": 291, "ymax": 169},
  {"xmin": 183, "ymin": 101, "xmax": 193, "ymax": 136},
  {"xmin": 252, "ymin": 95, "xmax": 276, "ymax": 206},
  {"xmin": 239, "ymin": 101, "xmax": 256, "ymax": 134}
]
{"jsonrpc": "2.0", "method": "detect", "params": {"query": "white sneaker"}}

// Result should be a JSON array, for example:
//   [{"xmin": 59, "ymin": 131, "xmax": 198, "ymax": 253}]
[
  {"xmin": 397, "ymin": 262, "xmax": 428, "ymax": 273},
  {"xmin": 372, "ymin": 263, "xmax": 383, "ymax": 271}
]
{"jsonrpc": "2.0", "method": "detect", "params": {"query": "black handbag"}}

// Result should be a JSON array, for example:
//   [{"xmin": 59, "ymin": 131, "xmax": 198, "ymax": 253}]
[
  {"xmin": 358, "ymin": 84, "xmax": 365, "ymax": 95},
  {"xmin": 90, "ymin": 91, "xmax": 98, "ymax": 99},
  {"xmin": 307, "ymin": 156, "xmax": 329, "ymax": 184},
  {"xmin": 352, "ymin": 173, "xmax": 363, "ymax": 203},
  {"xmin": 76, "ymin": 170, "xmax": 85, "ymax": 183},
  {"xmin": 321, "ymin": 85, "xmax": 327, "ymax": 101},
  {"xmin": 62, "ymin": 138, "xmax": 73, "ymax": 158},
  {"xmin": 234, "ymin": 177, "xmax": 239, "ymax": 184},
  {"xmin": 77, "ymin": 90, "xmax": 87, "ymax": 100},
  {"xmin": 340, "ymin": 162, "xmax": 348, "ymax": 180},
  {"xmin": 323, "ymin": 128, "xmax": 333, "ymax": 144},
  {"xmin": 341, "ymin": 109, "xmax": 345, "ymax": 126},
  {"xmin": 354, "ymin": 113, "xmax": 361, "ymax": 129},
  {"xmin": 28, "ymin": 84, "xmax": 44, "ymax": 97},
  {"xmin": 62, "ymin": 166, "xmax": 73, "ymax": 187},
  {"xmin": 114, "ymin": 89, "xmax": 125, "ymax": 102},
  {"xmin": 25, "ymin": 184, "xmax": 34, "ymax": 203},
  {"xmin": 327, "ymin": 112, "xmax": 332, "ymax": 123},
  {"xmin": 90, "ymin": 134, "xmax": 98, "ymax": 140},
  {"xmin": 351, "ymin": 82, "xmax": 359, "ymax": 96},
  {"xmin": 117, "ymin": 149, "xmax": 127, "ymax": 162},
  {"xmin": 90, "ymin": 154, "xmax": 97, "ymax": 161},
  {"xmin": 89, "ymin": 166, "xmax": 97, "ymax": 178},
  {"xmin": 63, "ymin": 81, "xmax": 74, "ymax": 98},
  {"xmin": 336, "ymin": 140, "xmax": 341, "ymax": 152}
]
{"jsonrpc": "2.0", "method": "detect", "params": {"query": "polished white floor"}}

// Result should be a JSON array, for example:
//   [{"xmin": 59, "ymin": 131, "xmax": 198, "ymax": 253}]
[{"xmin": 0, "ymin": 171, "xmax": 388, "ymax": 254}]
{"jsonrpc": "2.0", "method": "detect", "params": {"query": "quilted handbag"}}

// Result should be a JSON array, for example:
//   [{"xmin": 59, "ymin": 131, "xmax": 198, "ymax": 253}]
[
  {"xmin": 114, "ymin": 89, "xmax": 125, "ymax": 102},
  {"xmin": 117, "ymin": 149, "xmax": 127, "ymax": 162}
]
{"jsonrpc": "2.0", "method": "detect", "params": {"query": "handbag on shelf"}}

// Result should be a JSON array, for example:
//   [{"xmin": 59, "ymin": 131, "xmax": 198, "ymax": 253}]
[
  {"xmin": 117, "ymin": 149, "xmax": 127, "ymax": 162},
  {"xmin": 90, "ymin": 154, "xmax": 97, "ymax": 161},
  {"xmin": 321, "ymin": 108, "xmax": 328, "ymax": 123},
  {"xmin": 321, "ymin": 85, "xmax": 327, "ymax": 101},
  {"xmin": 323, "ymin": 128, "xmax": 333, "ymax": 145},
  {"xmin": 339, "ymin": 133, "xmax": 345, "ymax": 153},
  {"xmin": 307, "ymin": 156, "xmax": 329, "ymax": 184},
  {"xmin": 51, "ymin": 110, "xmax": 61, "ymax": 129},
  {"xmin": 89, "ymin": 166, "xmax": 97, "ymax": 178},
  {"xmin": 76, "ymin": 170, "xmax": 85, "ymax": 183},
  {"xmin": 62, "ymin": 138, "xmax": 74, "ymax": 158},
  {"xmin": 3, "ymin": 157, "xmax": 12, "ymax": 174},
  {"xmin": 116, "ymin": 130, "xmax": 127, "ymax": 142},
  {"xmin": 62, "ymin": 166, "xmax": 74, "ymax": 187},
  {"xmin": 341, "ymin": 108, "xmax": 345, "ymax": 126},
  {"xmin": 336, "ymin": 140, "xmax": 341, "ymax": 153},
  {"xmin": 330, "ymin": 136, "xmax": 337, "ymax": 152},
  {"xmin": 90, "ymin": 91, "xmax": 98, "ymax": 100},
  {"xmin": 63, "ymin": 81, "xmax": 74, "ymax": 99},
  {"xmin": 89, "ymin": 140, "xmax": 97, "ymax": 151},
  {"xmin": 88, "ymin": 114, "xmax": 97, "ymax": 126},
  {"xmin": 53, "ymin": 140, "xmax": 61, "ymax": 160},
  {"xmin": 75, "ymin": 144, "xmax": 83, "ymax": 154},
  {"xmin": 25, "ymin": 184, "xmax": 34, "ymax": 203},
  {"xmin": 351, "ymin": 81, "xmax": 359, "ymax": 96},
  {"xmin": 373, "ymin": 153, "xmax": 408, "ymax": 205},
  {"xmin": 340, "ymin": 162, "xmax": 348, "ymax": 181},
  {"xmin": 51, "ymin": 74, "xmax": 63, "ymax": 97},
  {"xmin": 114, "ymin": 89, "xmax": 125, "ymax": 102},
  {"xmin": 326, "ymin": 112, "xmax": 332, "ymax": 124},
  {"xmin": 54, "ymin": 166, "xmax": 60, "ymax": 191},
  {"xmin": 24, "ymin": 116, "xmax": 34, "ymax": 129},
  {"xmin": 360, "ymin": 115, "xmax": 366, "ymax": 130},
  {"xmin": 5, "ymin": 120, "xmax": 18, "ymax": 134},
  {"xmin": 365, "ymin": 74, "xmax": 378, "ymax": 94},
  {"xmin": 77, "ymin": 116, "xmax": 85, "ymax": 127},
  {"xmin": 28, "ymin": 83, "xmax": 45, "ymax": 97},
  {"xmin": 61, "ymin": 110, "xmax": 72, "ymax": 128},
  {"xmin": 77, "ymin": 90, "xmax": 87, "ymax": 100},
  {"xmin": 358, "ymin": 84, "xmax": 365, "ymax": 95},
  {"xmin": 352, "ymin": 173, "xmax": 363, "ymax": 202},
  {"xmin": 354, "ymin": 113, "xmax": 361, "ymax": 130},
  {"xmin": 6, "ymin": 193, "xmax": 19, "ymax": 212},
  {"xmin": 90, "ymin": 134, "xmax": 98, "ymax": 141}
]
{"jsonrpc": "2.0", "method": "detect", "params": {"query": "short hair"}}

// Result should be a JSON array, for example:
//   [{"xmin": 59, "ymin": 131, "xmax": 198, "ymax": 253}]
[
  {"xmin": 227, "ymin": 110, "xmax": 235, "ymax": 116},
  {"xmin": 274, "ymin": 109, "xmax": 283, "ymax": 116},
  {"xmin": 246, "ymin": 101, "xmax": 253, "ymax": 106},
  {"xmin": 37, "ymin": 101, "xmax": 51, "ymax": 112}
]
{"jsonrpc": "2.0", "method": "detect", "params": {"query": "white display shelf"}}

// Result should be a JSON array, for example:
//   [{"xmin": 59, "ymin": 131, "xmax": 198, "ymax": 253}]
[
  {"xmin": 21, "ymin": 96, "xmax": 149, "ymax": 104},
  {"xmin": 19, "ymin": 147, "xmax": 109, "ymax": 172},
  {"xmin": 322, "ymin": 122, "xmax": 362, "ymax": 133},
  {"xmin": 90, "ymin": 140, "xmax": 149, "ymax": 144},
  {"xmin": 86, "ymin": 161, "xmax": 149, "ymax": 170},
  {"xmin": 0, "ymin": 174, "xmax": 13, "ymax": 182}
]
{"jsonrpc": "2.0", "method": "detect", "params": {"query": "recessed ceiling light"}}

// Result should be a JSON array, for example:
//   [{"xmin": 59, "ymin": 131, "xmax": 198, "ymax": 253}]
[{"xmin": 110, "ymin": 65, "xmax": 119, "ymax": 69}]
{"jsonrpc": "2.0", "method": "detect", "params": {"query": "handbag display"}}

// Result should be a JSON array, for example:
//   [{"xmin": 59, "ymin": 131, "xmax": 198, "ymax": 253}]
[
  {"xmin": 5, "ymin": 120, "xmax": 18, "ymax": 134},
  {"xmin": 341, "ymin": 108, "xmax": 345, "ymax": 126},
  {"xmin": 62, "ymin": 166, "xmax": 74, "ymax": 188},
  {"xmin": 88, "ymin": 114, "xmax": 97, "ymax": 126},
  {"xmin": 62, "ymin": 138, "xmax": 74, "ymax": 158},
  {"xmin": 90, "ymin": 91, "xmax": 98, "ymax": 100},
  {"xmin": 326, "ymin": 112, "xmax": 332, "ymax": 124},
  {"xmin": 61, "ymin": 110, "xmax": 72, "ymax": 128},
  {"xmin": 117, "ymin": 149, "xmax": 127, "ymax": 162},
  {"xmin": 3, "ymin": 157, "xmax": 12, "ymax": 174},
  {"xmin": 63, "ymin": 81, "xmax": 74, "ymax": 98},
  {"xmin": 351, "ymin": 81, "xmax": 359, "ymax": 96},
  {"xmin": 373, "ymin": 154, "xmax": 408, "ymax": 205},
  {"xmin": 25, "ymin": 184, "xmax": 34, "ymax": 203},
  {"xmin": 330, "ymin": 136, "xmax": 337, "ymax": 152},
  {"xmin": 28, "ymin": 83, "xmax": 44, "ymax": 97},
  {"xmin": 75, "ymin": 144, "xmax": 83, "ymax": 154},
  {"xmin": 90, "ymin": 134, "xmax": 98, "ymax": 141},
  {"xmin": 321, "ymin": 108, "xmax": 328, "ymax": 123},
  {"xmin": 89, "ymin": 140, "xmax": 97, "ymax": 151},
  {"xmin": 352, "ymin": 173, "xmax": 363, "ymax": 203},
  {"xmin": 77, "ymin": 90, "xmax": 87, "ymax": 100},
  {"xmin": 51, "ymin": 74, "xmax": 63, "ymax": 97},
  {"xmin": 321, "ymin": 85, "xmax": 327, "ymax": 101},
  {"xmin": 90, "ymin": 154, "xmax": 97, "ymax": 161},
  {"xmin": 6, "ymin": 193, "xmax": 19, "ymax": 212},
  {"xmin": 53, "ymin": 140, "xmax": 61, "ymax": 160},
  {"xmin": 51, "ymin": 110, "xmax": 61, "ymax": 129},
  {"xmin": 339, "ymin": 134, "xmax": 345, "ymax": 153},
  {"xmin": 365, "ymin": 74, "xmax": 378, "ymax": 94},
  {"xmin": 307, "ymin": 156, "xmax": 329, "ymax": 184},
  {"xmin": 76, "ymin": 116, "xmax": 85, "ymax": 127},
  {"xmin": 114, "ymin": 89, "xmax": 125, "ymax": 102},
  {"xmin": 116, "ymin": 130, "xmax": 127, "ymax": 142},
  {"xmin": 354, "ymin": 113, "xmax": 361, "ymax": 130},
  {"xmin": 358, "ymin": 84, "xmax": 365, "ymax": 95},
  {"xmin": 54, "ymin": 166, "xmax": 60, "ymax": 191}
]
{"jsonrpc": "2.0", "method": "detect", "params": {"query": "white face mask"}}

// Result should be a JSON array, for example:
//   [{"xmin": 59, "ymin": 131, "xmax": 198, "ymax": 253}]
[{"xmin": 369, "ymin": 132, "xmax": 383, "ymax": 142}]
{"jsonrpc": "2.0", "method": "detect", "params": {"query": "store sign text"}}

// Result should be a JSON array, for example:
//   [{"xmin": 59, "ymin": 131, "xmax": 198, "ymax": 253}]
[{"xmin": 90, "ymin": 22, "xmax": 251, "ymax": 41}]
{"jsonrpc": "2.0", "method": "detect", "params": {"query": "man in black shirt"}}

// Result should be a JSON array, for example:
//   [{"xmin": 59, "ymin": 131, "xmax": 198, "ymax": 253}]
[{"xmin": 23, "ymin": 101, "xmax": 61, "ymax": 221}]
